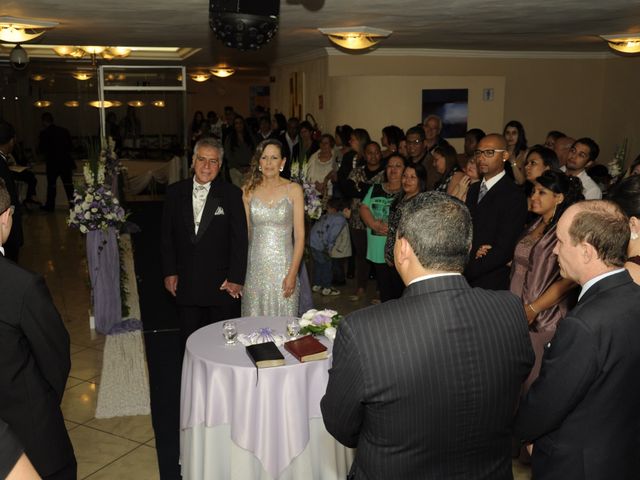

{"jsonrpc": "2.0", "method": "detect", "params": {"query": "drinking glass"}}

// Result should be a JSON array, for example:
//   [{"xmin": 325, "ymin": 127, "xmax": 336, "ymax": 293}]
[
  {"xmin": 286, "ymin": 318, "xmax": 300, "ymax": 338},
  {"xmin": 222, "ymin": 321, "xmax": 237, "ymax": 345}
]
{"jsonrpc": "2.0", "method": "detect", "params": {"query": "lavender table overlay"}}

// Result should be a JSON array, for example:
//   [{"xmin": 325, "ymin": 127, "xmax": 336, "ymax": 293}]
[
  {"xmin": 86, "ymin": 227, "xmax": 122, "ymax": 334},
  {"xmin": 180, "ymin": 316, "xmax": 353, "ymax": 480}
]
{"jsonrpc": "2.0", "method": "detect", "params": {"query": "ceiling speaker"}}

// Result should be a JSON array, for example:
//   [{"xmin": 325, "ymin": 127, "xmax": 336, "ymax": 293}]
[{"xmin": 209, "ymin": 0, "xmax": 280, "ymax": 51}]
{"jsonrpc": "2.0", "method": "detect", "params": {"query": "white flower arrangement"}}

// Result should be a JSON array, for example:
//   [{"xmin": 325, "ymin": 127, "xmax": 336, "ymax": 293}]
[
  {"xmin": 608, "ymin": 138, "xmax": 627, "ymax": 178},
  {"xmin": 298, "ymin": 309, "xmax": 342, "ymax": 341}
]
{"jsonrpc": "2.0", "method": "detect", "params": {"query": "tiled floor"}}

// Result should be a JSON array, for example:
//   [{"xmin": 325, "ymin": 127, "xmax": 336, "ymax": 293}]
[{"xmin": 20, "ymin": 207, "xmax": 531, "ymax": 479}]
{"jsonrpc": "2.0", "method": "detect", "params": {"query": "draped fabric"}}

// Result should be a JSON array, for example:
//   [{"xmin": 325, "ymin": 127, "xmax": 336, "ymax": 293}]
[{"xmin": 86, "ymin": 227, "xmax": 122, "ymax": 334}]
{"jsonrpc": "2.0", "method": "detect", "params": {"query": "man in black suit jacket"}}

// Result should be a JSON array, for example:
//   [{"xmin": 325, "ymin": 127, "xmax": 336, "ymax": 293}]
[
  {"xmin": 161, "ymin": 137, "xmax": 248, "ymax": 347},
  {"xmin": 322, "ymin": 192, "xmax": 534, "ymax": 480},
  {"xmin": 0, "ymin": 179, "xmax": 76, "ymax": 479},
  {"xmin": 515, "ymin": 201, "xmax": 640, "ymax": 480},
  {"xmin": 464, "ymin": 133, "xmax": 527, "ymax": 290},
  {"xmin": 37, "ymin": 112, "xmax": 75, "ymax": 212},
  {"xmin": 278, "ymin": 117, "xmax": 300, "ymax": 180},
  {"xmin": 0, "ymin": 122, "xmax": 23, "ymax": 262}
]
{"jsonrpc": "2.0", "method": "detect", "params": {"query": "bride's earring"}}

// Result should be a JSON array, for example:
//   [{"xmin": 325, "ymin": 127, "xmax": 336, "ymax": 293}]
[
  {"xmin": 258, "ymin": 166, "xmax": 262, "ymax": 172},
  {"xmin": 631, "ymin": 231, "xmax": 639, "ymax": 241},
  {"xmin": 279, "ymin": 166, "xmax": 284, "ymax": 172}
]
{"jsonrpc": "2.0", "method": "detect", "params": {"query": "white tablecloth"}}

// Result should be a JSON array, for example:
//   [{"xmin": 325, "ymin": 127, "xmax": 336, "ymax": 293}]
[
  {"xmin": 180, "ymin": 317, "xmax": 354, "ymax": 480},
  {"xmin": 121, "ymin": 156, "xmax": 181, "ymax": 195}
]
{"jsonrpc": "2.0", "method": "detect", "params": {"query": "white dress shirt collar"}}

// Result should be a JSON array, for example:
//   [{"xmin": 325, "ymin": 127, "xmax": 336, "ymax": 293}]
[
  {"xmin": 481, "ymin": 169, "xmax": 506, "ymax": 192},
  {"xmin": 408, "ymin": 272, "xmax": 462, "ymax": 286},
  {"xmin": 578, "ymin": 268, "xmax": 625, "ymax": 301},
  {"xmin": 0, "ymin": 245, "xmax": 4, "ymax": 257},
  {"xmin": 193, "ymin": 177, "xmax": 212, "ymax": 191}
]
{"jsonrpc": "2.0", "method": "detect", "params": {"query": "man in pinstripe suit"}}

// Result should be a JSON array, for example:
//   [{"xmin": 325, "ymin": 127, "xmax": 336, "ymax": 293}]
[{"xmin": 321, "ymin": 192, "xmax": 534, "ymax": 480}]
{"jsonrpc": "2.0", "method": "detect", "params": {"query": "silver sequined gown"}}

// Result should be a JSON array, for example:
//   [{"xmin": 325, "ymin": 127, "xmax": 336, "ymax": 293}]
[{"xmin": 241, "ymin": 196, "xmax": 299, "ymax": 316}]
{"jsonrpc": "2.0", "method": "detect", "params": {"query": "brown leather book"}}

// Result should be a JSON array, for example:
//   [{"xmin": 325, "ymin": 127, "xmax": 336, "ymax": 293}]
[
  {"xmin": 246, "ymin": 342, "xmax": 285, "ymax": 368},
  {"xmin": 284, "ymin": 335, "xmax": 328, "ymax": 362}
]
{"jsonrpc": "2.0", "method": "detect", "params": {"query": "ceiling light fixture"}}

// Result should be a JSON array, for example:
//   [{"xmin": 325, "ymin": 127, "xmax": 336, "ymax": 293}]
[
  {"xmin": 64, "ymin": 100, "xmax": 80, "ymax": 108},
  {"xmin": 127, "ymin": 100, "xmax": 145, "ymax": 107},
  {"xmin": 152, "ymin": 100, "xmax": 166, "ymax": 108},
  {"xmin": 601, "ymin": 34, "xmax": 640, "ymax": 54},
  {"xmin": 110, "ymin": 101, "xmax": 123, "ymax": 107},
  {"xmin": 71, "ymin": 71, "xmax": 93, "ymax": 81},
  {"xmin": 210, "ymin": 67, "xmax": 236, "ymax": 78},
  {"xmin": 318, "ymin": 26, "xmax": 392, "ymax": 50},
  {"xmin": 34, "ymin": 100, "xmax": 52, "ymax": 108},
  {"xmin": 190, "ymin": 72, "xmax": 211, "ymax": 82},
  {"xmin": 88, "ymin": 100, "xmax": 114, "ymax": 108},
  {"xmin": 31, "ymin": 73, "xmax": 47, "ymax": 81},
  {"xmin": 0, "ymin": 16, "xmax": 58, "ymax": 43},
  {"xmin": 54, "ymin": 45, "xmax": 132, "ymax": 64}
]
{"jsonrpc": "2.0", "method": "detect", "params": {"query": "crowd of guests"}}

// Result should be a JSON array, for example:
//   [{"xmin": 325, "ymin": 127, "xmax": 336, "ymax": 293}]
[{"xmin": 3, "ymin": 100, "xmax": 640, "ymax": 480}]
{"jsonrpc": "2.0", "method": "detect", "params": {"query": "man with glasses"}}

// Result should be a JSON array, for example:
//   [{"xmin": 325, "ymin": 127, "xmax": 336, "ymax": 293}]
[
  {"xmin": 0, "ymin": 178, "xmax": 77, "ymax": 479},
  {"xmin": 405, "ymin": 126, "xmax": 441, "ymax": 190},
  {"xmin": 464, "ymin": 134, "xmax": 528, "ymax": 290},
  {"xmin": 0, "ymin": 122, "xmax": 23, "ymax": 262},
  {"xmin": 565, "ymin": 137, "xmax": 602, "ymax": 200}
]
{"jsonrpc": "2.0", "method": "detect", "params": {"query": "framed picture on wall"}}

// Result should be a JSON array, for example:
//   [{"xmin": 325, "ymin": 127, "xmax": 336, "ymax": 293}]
[{"xmin": 421, "ymin": 89, "xmax": 468, "ymax": 138}]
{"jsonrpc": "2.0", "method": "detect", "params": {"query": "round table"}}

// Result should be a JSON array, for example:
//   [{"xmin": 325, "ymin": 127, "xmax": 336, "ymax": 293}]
[{"xmin": 180, "ymin": 316, "xmax": 354, "ymax": 480}]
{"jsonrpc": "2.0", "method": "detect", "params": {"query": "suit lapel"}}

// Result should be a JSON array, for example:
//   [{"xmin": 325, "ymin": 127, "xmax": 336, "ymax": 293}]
[
  {"xmin": 181, "ymin": 183, "xmax": 197, "ymax": 243},
  {"xmin": 195, "ymin": 176, "xmax": 224, "ymax": 242}
]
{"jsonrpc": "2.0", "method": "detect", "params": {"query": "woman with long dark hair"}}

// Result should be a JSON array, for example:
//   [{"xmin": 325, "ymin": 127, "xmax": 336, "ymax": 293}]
[
  {"xmin": 503, "ymin": 120, "xmax": 528, "ymax": 185},
  {"xmin": 509, "ymin": 170, "xmax": 584, "ymax": 388},
  {"xmin": 224, "ymin": 115, "xmax": 256, "ymax": 187}
]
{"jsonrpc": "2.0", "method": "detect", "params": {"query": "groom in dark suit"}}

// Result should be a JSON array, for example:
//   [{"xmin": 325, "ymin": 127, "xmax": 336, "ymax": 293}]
[
  {"xmin": 464, "ymin": 133, "xmax": 527, "ymax": 290},
  {"xmin": 322, "ymin": 192, "xmax": 534, "ymax": 480},
  {"xmin": 515, "ymin": 200, "xmax": 640, "ymax": 480},
  {"xmin": 161, "ymin": 137, "xmax": 248, "ymax": 346},
  {"xmin": 0, "ymin": 179, "xmax": 76, "ymax": 479}
]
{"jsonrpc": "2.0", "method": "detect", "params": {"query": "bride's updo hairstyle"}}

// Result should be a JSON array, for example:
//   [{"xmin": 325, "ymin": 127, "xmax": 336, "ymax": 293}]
[{"xmin": 245, "ymin": 138, "xmax": 284, "ymax": 192}]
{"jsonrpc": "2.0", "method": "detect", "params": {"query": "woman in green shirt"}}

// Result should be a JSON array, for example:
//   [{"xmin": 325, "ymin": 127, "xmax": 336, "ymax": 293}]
[{"xmin": 360, "ymin": 154, "xmax": 405, "ymax": 302}]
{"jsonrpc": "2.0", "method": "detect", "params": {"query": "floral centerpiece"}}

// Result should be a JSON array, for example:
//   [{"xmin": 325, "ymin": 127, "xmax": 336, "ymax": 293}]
[
  {"xmin": 299, "ymin": 308, "xmax": 342, "ymax": 341},
  {"xmin": 68, "ymin": 164, "xmax": 126, "ymax": 233},
  {"xmin": 68, "ymin": 139, "xmax": 126, "ymax": 233}
]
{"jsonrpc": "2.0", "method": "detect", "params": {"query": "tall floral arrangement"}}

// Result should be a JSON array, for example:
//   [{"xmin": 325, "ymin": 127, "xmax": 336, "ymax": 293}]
[{"xmin": 68, "ymin": 138, "xmax": 126, "ymax": 233}]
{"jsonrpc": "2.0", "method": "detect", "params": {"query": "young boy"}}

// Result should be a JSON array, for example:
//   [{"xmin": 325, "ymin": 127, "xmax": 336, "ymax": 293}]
[{"xmin": 309, "ymin": 198, "xmax": 351, "ymax": 296}]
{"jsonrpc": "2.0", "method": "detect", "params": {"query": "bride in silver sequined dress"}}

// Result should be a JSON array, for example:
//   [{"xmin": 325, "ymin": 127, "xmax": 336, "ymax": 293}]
[{"xmin": 241, "ymin": 139, "xmax": 305, "ymax": 317}]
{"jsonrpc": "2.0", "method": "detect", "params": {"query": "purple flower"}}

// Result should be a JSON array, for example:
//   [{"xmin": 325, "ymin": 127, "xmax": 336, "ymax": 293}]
[{"xmin": 313, "ymin": 314, "xmax": 331, "ymax": 325}]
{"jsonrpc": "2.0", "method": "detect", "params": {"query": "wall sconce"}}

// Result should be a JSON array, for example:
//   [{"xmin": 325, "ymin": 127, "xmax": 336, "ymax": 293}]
[
  {"xmin": 34, "ymin": 100, "xmax": 52, "ymax": 108},
  {"xmin": 318, "ymin": 26, "xmax": 392, "ymax": 50},
  {"xmin": 72, "ymin": 71, "xmax": 94, "ymax": 81},
  {"xmin": 64, "ymin": 100, "xmax": 80, "ymax": 108},
  {"xmin": 601, "ymin": 34, "xmax": 640, "ymax": 54},
  {"xmin": 0, "ymin": 16, "xmax": 58, "ymax": 43},
  {"xmin": 189, "ymin": 72, "xmax": 211, "ymax": 82},
  {"xmin": 210, "ymin": 67, "xmax": 235, "ymax": 78}
]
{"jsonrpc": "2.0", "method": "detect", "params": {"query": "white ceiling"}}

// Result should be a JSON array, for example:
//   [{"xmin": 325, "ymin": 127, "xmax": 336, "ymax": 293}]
[{"xmin": 4, "ymin": 0, "xmax": 640, "ymax": 71}]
